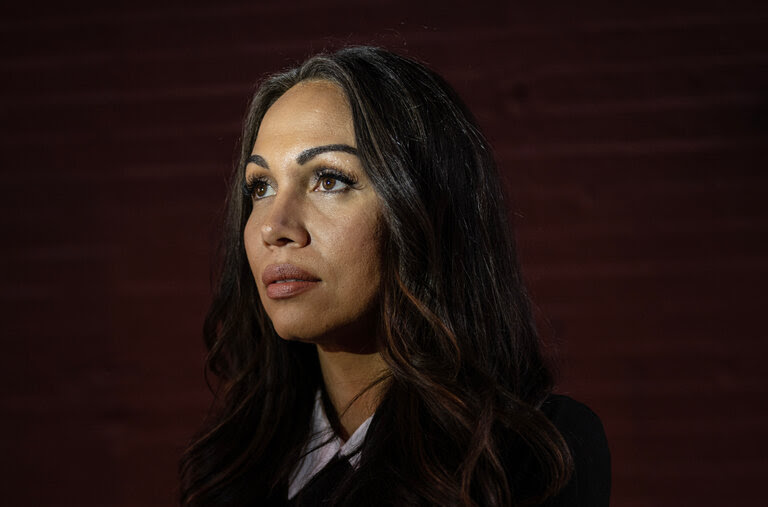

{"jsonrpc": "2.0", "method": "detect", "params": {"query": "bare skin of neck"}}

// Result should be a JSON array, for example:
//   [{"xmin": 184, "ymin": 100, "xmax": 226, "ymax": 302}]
[{"xmin": 316, "ymin": 345, "xmax": 389, "ymax": 441}]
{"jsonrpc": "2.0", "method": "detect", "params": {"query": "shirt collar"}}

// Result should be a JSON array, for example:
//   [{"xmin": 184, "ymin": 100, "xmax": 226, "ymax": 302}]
[{"xmin": 288, "ymin": 391, "xmax": 374, "ymax": 499}]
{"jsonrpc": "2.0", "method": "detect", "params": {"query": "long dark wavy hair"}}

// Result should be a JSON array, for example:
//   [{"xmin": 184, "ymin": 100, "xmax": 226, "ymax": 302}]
[{"xmin": 179, "ymin": 46, "xmax": 572, "ymax": 506}]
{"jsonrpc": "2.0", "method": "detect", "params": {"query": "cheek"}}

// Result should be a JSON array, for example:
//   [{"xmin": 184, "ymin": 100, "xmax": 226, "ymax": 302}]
[
  {"xmin": 328, "ymin": 214, "xmax": 383, "ymax": 295},
  {"xmin": 243, "ymin": 213, "xmax": 263, "ymax": 274}
]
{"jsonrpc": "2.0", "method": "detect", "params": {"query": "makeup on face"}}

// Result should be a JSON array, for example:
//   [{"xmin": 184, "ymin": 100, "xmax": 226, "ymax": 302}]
[
  {"xmin": 242, "ymin": 80, "xmax": 383, "ymax": 346},
  {"xmin": 262, "ymin": 263, "xmax": 321, "ymax": 300}
]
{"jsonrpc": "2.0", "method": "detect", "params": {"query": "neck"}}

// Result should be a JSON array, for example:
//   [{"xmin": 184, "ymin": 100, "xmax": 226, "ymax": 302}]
[{"xmin": 316, "ymin": 345, "xmax": 389, "ymax": 441}]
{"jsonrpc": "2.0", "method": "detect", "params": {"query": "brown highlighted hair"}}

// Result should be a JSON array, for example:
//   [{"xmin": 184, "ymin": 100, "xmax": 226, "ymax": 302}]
[{"xmin": 180, "ymin": 46, "xmax": 572, "ymax": 506}]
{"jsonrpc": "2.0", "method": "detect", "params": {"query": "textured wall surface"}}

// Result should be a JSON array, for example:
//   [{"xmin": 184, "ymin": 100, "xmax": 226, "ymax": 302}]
[{"xmin": 1, "ymin": 1, "xmax": 767, "ymax": 505}]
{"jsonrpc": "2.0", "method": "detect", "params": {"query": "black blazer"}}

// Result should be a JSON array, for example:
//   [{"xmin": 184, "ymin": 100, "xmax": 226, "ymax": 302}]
[
  {"xmin": 537, "ymin": 395, "xmax": 611, "ymax": 506},
  {"xmin": 289, "ymin": 394, "xmax": 611, "ymax": 506}
]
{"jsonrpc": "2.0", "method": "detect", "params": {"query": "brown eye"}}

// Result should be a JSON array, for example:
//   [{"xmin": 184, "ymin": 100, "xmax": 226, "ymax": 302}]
[
  {"xmin": 314, "ymin": 170, "xmax": 355, "ymax": 193},
  {"xmin": 321, "ymin": 177, "xmax": 338, "ymax": 191},
  {"xmin": 244, "ymin": 178, "xmax": 275, "ymax": 200}
]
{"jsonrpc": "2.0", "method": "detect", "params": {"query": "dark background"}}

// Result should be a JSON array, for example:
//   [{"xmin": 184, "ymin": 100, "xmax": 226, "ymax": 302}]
[{"xmin": 2, "ymin": 1, "xmax": 767, "ymax": 505}]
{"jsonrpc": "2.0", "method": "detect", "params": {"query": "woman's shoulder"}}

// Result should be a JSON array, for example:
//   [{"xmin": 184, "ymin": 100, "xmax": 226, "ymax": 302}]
[
  {"xmin": 537, "ymin": 394, "xmax": 611, "ymax": 507},
  {"xmin": 539, "ymin": 394, "xmax": 607, "ymax": 440}
]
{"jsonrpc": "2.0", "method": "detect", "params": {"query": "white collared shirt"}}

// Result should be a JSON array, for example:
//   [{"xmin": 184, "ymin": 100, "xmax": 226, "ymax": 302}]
[{"xmin": 288, "ymin": 391, "xmax": 374, "ymax": 500}]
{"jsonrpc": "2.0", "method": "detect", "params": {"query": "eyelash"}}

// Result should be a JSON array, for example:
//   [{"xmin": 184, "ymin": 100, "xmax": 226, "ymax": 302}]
[
  {"xmin": 242, "ymin": 175, "xmax": 269, "ymax": 199},
  {"xmin": 314, "ymin": 168, "xmax": 358, "ymax": 190},
  {"xmin": 242, "ymin": 168, "xmax": 359, "ymax": 199}
]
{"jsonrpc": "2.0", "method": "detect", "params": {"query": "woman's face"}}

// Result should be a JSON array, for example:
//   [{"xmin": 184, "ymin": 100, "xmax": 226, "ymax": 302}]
[{"xmin": 243, "ymin": 80, "xmax": 383, "ymax": 349}]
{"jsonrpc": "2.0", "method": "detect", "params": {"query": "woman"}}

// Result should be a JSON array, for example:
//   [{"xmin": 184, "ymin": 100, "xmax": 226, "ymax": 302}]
[{"xmin": 180, "ymin": 46, "xmax": 610, "ymax": 506}]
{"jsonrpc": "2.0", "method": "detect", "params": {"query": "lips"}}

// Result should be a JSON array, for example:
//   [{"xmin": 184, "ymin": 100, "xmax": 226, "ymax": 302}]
[{"xmin": 262, "ymin": 263, "xmax": 321, "ymax": 299}]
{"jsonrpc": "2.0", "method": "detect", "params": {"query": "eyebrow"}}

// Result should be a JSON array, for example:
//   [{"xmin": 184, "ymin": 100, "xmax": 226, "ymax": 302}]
[
  {"xmin": 246, "ymin": 154, "xmax": 269, "ymax": 169},
  {"xmin": 246, "ymin": 144, "xmax": 358, "ymax": 170},
  {"xmin": 296, "ymin": 144, "xmax": 358, "ymax": 165}
]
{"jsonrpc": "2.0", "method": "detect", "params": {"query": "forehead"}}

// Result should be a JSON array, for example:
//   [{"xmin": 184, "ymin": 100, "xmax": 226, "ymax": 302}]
[{"xmin": 255, "ymin": 80, "xmax": 355, "ymax": 149}]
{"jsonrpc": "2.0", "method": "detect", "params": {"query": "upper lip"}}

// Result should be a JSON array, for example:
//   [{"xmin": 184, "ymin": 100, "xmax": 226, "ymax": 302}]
[{"xmin": 261, "ymin": 263, "xmax": 321, "ymax": 286}]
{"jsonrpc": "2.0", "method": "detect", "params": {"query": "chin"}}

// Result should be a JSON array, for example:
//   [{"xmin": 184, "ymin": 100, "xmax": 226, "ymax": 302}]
[
  {"xmin": 270, "ymin": 316, "xmax": 380, "ymax": 353},
  {"xmin": 270, "ymin": 319, "xmax": 334, "ymax": 343},
  {"xmin": 271, "ymin": 326, "xmax": 314, "ymax": 342}
]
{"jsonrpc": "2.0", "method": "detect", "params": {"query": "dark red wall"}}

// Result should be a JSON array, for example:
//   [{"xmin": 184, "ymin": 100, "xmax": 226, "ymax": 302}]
[{"xmin": 2, "ymin": 1, "xmax": 767, "ymax": 505}]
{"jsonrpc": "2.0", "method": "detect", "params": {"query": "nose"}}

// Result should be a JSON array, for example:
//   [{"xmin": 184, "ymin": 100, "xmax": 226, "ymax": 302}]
[{"xmin": 260, "ymin": 193, "xmax": 310, "ymax": 248}]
